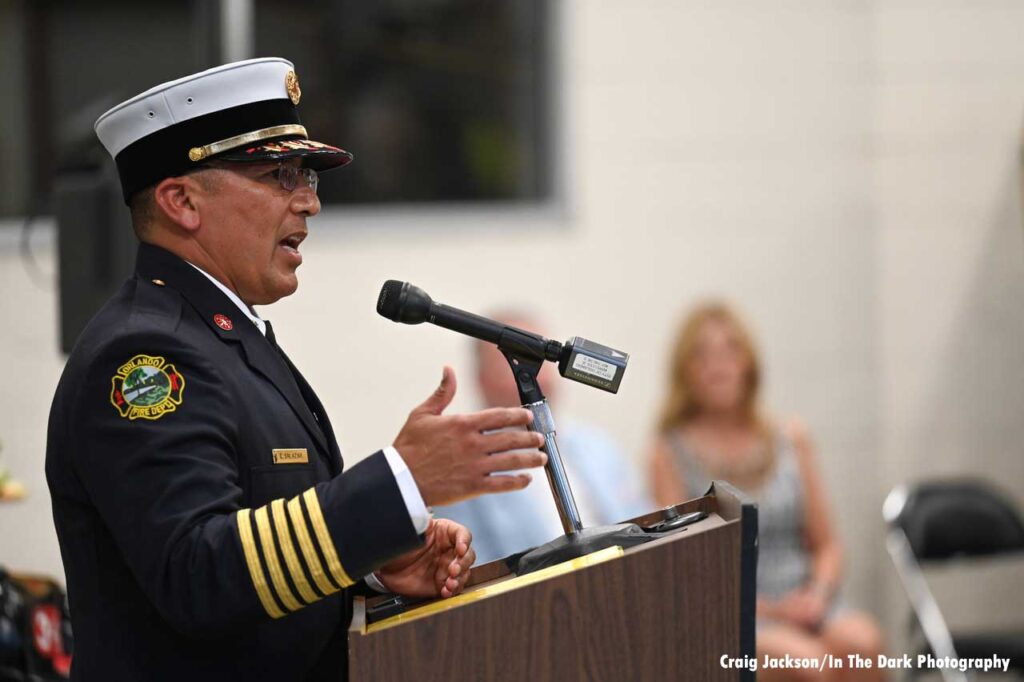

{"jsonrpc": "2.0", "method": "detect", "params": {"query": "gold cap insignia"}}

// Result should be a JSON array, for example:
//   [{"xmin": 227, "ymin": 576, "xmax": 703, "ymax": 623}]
[
  {"xmin": 188, "ymin": 147, "xmax": 206, "ymax": 162},
  {"xmin": 285, "ymin": 70, "xmax": 301, "ymax": 105}
]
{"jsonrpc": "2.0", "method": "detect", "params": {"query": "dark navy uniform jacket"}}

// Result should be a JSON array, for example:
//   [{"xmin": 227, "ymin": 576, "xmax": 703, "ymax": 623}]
[{"xmin": 46, "ymin": 243, "xmax": 421, "ymax": 681}]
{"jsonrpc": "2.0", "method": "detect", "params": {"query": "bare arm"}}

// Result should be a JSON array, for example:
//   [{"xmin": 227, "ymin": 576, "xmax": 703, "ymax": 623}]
[
  {"xmin": 648, "ymin": 436, "xmax": 688, "ymax": 508},
  {"xmin": 762, "ymin": 418, "xmax": 844, "ymax": 630},
  {"xmin": 786, "ymin": 416, "xmax": 843, "ymax": 597}
]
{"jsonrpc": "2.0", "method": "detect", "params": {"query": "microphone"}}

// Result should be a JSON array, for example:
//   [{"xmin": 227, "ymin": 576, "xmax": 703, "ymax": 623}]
[{"xmin": 376, "ymin": 280, "xmax": 628, "ymax": 393}]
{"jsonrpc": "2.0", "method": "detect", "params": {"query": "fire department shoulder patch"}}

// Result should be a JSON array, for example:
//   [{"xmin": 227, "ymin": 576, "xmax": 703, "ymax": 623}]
[{"xmin": 110, "ymin": 354, "xmax": 185, "ymax": 420}]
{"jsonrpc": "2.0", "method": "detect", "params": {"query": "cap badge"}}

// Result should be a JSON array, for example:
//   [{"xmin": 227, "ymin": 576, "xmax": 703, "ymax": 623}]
[
  {"xmin": 214, "ymin": 314, "xmax": 234, "ymax": 331},
  {"xmin": 285, "ymin": 70, "xmax": 302, "ymax": 105},
  {"xmin": 110, "ymin": 354, "xmax": 185, "ymax": 421}
]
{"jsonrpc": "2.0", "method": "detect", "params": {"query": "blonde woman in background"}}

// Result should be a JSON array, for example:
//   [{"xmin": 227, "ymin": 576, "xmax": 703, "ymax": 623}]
[{"xmin": 648, "ymin": 302, "xmax": 883, "ymax": 682}]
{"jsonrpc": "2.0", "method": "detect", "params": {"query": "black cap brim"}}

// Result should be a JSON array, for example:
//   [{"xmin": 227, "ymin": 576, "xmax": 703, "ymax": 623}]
[{"xmin": 214, "ymin": 137, "xmax": 353, "ymax": 172}]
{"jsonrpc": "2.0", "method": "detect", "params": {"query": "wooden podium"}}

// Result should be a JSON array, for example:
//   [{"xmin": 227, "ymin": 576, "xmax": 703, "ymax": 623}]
[{"xmin": 348, "ymin": 481, "xmax": 757, "ymax": 681}]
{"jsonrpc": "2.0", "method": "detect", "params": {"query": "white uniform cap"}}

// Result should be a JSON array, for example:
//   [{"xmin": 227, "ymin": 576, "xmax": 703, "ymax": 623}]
[{"xmin": 94, "ymin": 57, "xmax": 352, "ymax": 202}]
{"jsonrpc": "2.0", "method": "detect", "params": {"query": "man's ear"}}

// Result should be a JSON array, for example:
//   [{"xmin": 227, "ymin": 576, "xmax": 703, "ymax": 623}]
[{"xmin": 152, "ymin": 175, "xmax": 205, "ymax": 231}]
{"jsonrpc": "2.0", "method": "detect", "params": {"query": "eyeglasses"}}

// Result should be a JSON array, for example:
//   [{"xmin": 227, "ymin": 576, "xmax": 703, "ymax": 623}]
[
  {"xmin": 205, "ymin": 162, "xmax": 319, "ymax": 194},
  {"xmin": 270, "ymin": 164, "xmax": 319, "ymax": 193}
]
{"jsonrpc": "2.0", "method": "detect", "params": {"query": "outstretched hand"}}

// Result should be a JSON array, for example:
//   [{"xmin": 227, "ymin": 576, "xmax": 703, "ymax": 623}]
[
  {"xmin": 375, "ymin": 518, "xmax": 476, "ymax": 599},
  {"xmin": 393, "ymin": 366, "xmax": 548, "ymax": 506}
]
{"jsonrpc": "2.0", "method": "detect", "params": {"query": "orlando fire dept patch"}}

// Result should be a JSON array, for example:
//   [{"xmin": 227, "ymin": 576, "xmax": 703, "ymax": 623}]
[{"xmin": 110, "ymin": 354, "xmax": 185, "ymax": 420}]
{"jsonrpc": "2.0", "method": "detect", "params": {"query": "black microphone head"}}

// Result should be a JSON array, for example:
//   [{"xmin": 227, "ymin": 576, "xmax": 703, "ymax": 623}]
[
  {"xmin": 376, "ymin": 280, "xmax": 433, "ymax": 324},
  {"xmin": 376, "ymin": 280, "xmax": 406, "ymax": 320}
]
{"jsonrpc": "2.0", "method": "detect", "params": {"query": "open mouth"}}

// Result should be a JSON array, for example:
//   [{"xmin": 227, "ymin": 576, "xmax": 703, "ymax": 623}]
[{"xmin": 279, "ymin": 231, "xmax": 306, "ymax": 255}]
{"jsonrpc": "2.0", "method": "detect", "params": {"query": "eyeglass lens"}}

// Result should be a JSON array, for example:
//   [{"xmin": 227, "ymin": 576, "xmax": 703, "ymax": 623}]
[{"xmin": 278, "ymin": 165, "xmax": 319, "ymax": 193}]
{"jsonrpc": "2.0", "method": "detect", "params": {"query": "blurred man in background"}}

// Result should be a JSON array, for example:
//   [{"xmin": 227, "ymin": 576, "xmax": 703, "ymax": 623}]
[{"xmin": 435, "ymin": 311, "xmax": 653, "ymax": 564}]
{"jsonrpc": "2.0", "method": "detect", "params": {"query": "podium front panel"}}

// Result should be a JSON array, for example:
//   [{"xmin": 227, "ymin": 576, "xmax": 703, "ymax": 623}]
[{"xmin": 349, "ymin": 482, "xmax": 756, "ymax": 682}]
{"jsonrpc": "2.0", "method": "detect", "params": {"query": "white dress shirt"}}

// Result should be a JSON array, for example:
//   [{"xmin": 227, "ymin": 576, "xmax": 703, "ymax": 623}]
[{"xmin": 186, "ymin": 262, "xmax": 430, "ymax": 591}]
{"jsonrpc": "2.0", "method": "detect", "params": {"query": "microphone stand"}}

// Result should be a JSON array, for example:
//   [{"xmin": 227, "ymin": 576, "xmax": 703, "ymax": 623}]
[
  {"xmin": 498, "ymin": 337, "xmax": 653, "ymax": 575},
  {"xmin": 501, "ymin": 349, "xmax": 583, "ymax": 535}
]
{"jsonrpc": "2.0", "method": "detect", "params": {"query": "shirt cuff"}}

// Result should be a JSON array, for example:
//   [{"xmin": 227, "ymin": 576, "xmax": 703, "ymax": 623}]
[
  {"xmin": 364, "ymin": 571, "xmax": 389, "ymax": 593},
  {"xmin": 382, "ymin": 445, "xmax": 430, "ymax": 534}
]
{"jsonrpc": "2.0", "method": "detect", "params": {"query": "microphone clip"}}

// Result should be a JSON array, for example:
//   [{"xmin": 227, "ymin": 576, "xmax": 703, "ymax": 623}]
[{"xmin": 497, "ymin": 328, "xmax": 551, "ymax": 405}]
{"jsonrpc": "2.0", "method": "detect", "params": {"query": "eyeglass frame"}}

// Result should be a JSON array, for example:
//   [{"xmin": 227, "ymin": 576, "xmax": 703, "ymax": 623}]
[
  {"xmin": 194, "ymin": 160, "xmax": 320, "ymax": 194},
  {"xmin": 268, "ymin": 163, "xmax": 319, "ymax": 193}
]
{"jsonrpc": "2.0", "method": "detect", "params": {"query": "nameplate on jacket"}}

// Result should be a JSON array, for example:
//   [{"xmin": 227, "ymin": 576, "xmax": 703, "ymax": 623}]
[{"xmin": 272, "ymin": 448, "xmax": 309, "ymax": 464}]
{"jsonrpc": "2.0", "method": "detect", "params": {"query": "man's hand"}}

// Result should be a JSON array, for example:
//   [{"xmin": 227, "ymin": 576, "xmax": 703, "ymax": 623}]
[
  {"xmin": 375, "ymin": 518, "xmax": 476, "ymax": 599},
  {"xmin": 393, "ymin": 366, "xmax": 548, "ymax": 506}
]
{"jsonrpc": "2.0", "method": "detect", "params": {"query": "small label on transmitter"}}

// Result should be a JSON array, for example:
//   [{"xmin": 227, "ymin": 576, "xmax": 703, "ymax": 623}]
[{"xmin": 571, "ymin": 353, "xmax": 617, "ymax": 381}]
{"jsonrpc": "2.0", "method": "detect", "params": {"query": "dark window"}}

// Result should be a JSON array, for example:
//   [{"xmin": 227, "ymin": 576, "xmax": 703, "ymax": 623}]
[
  {"xmin": 253, "ymin": 0, "xmax": 552, "ymax": 205},
  {"xmin": 1, "ymin": 0, "xmax": 220, "ymax": 218},
  {"xmin": 0, "ymin": 0, "xmax": 551, "ymax": 218}
]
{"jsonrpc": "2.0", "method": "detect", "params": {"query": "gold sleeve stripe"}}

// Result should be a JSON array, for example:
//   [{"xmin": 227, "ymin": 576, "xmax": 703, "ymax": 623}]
[
  {"xmin": 270, "ymin": 499, "xmax": 319, "ymax": 604},
  {"xmin": 302, "ymin": 488, "xmax": 354, "ymax": 588},
  {"xmin": 236, "ymin": 509, "xmax": 285, "ymax": 619},
  {"xmin": 287, "ymin": 496, "xmax": 339, "ymax": 596},
  {"xmin": 253, "ymin": 505, "xmax": 303, "ymax": 612}
]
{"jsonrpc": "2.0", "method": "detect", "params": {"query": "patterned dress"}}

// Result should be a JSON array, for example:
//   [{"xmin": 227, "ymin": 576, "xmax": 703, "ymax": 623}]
[{"xmin": 667, "ymin": 429, "xmax": 846, "ymax": 625}]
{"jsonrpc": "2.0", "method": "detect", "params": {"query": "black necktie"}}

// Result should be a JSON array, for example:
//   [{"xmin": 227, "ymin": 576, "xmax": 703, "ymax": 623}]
[{"xmin": 264, "ymin": 319, "xmax": 278, "ymax": 347}]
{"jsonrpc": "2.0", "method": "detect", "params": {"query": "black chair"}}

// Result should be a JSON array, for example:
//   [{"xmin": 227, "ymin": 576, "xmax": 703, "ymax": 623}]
[{"xmin": 884, "ymin": 479, "xmax": 1024, "ymax": 682}]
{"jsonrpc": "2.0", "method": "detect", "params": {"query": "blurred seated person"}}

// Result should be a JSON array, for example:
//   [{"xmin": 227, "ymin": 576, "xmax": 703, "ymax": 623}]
[
  {"xmin": 435, "ymin": 311, "xmax": 653, "ymax": 564},
  {"xmin": 647, "ymin": 301, "xmax": 883, "ymax": 682}
]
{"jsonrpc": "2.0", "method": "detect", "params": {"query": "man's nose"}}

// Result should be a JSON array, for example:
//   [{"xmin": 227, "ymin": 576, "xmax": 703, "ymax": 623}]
[{"xmin": 292, "ymin": 187, "xmax": 321, "ymax": 217}]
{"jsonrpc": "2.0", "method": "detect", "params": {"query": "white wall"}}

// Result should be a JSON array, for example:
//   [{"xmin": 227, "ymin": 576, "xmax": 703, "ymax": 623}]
[
  {"xmin": 871, "ymin": 0, "xmax": 1024, "ymax": 644},
  {"xmin": 0, "ymin": 224, "xmax": 66, "ymax": 578},
  {"xmin": 1, "ymin": 0, "xmax": 1021, "ymax": 650}
]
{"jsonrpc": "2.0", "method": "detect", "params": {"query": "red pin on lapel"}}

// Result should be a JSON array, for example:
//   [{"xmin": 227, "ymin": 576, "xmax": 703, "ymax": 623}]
[{"xmin": 213, "ymin": 314, "xmax": 233, "ymax": 331}]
